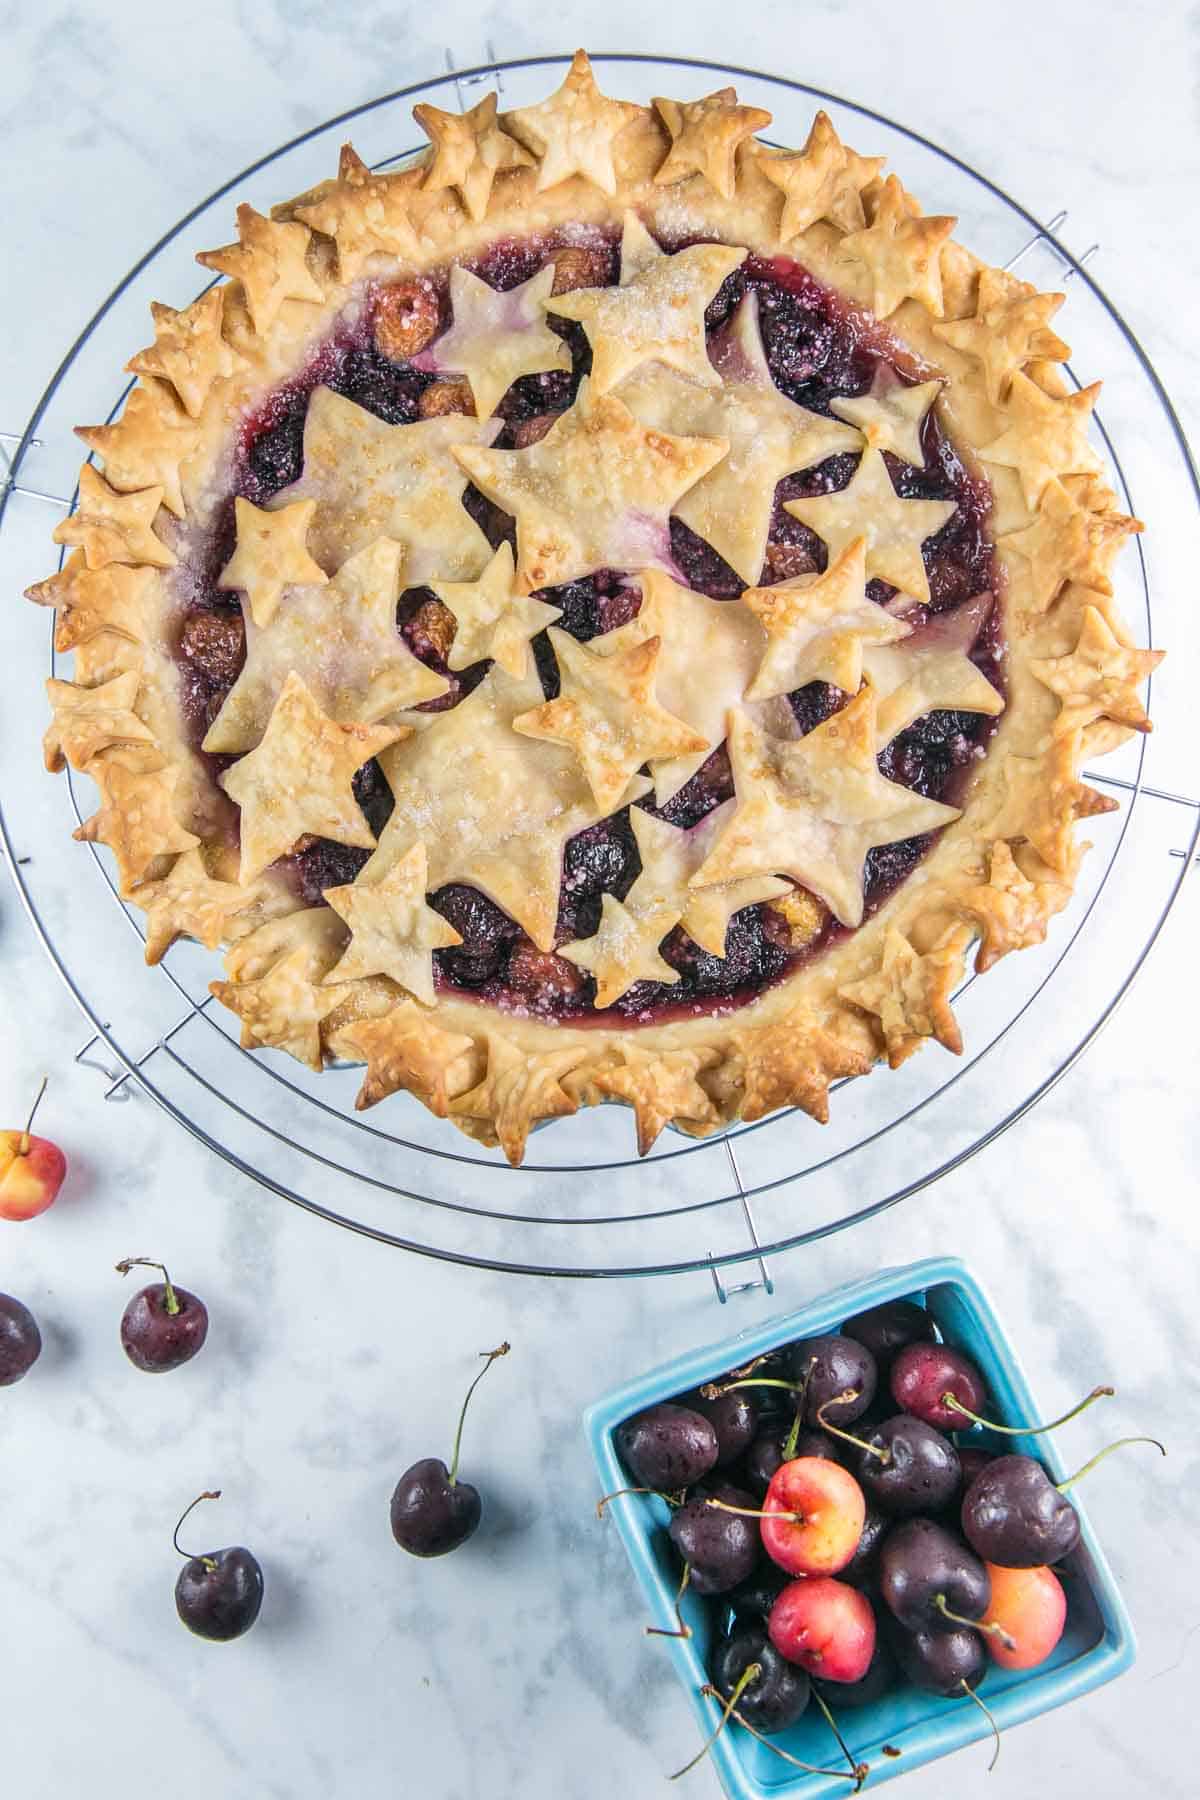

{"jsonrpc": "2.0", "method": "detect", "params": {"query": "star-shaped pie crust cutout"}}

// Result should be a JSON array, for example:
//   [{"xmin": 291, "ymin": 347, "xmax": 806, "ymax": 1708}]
[
  {"xmin": 220, "ymin": 671, "xmax": 406, "ymax": 883},
  {"xmin": 932, "ymin": 268, "xmax": 1070, "ymax": 406},
  {"xmin": 414, "ymin": 91, "xmax": 534, "ymax": 223},
  {"xmin": 206, "ymin": 537, "xmax": 447, "ymax": 753},
  {"xmin": 211, "ymin": 909, "xmax": 347, "ymax": 1071},
  {"xmin": 1029, "ymin": 603, "xmax": 1161, "ymax": 738},
  {"xmin": 76, "ymin": 380, "xmax": 201, "ymax": 520},
  {"xmin": 756, "ymin": 110, "xmax": 885, "ymax": 239},
  {"xmin": 74, "ymin": 761, "xmax": 200, "ymax": 895},
  {"xmin": 364, "ymin": 664, "xmax": 628, "ymax": 953},
  {"xmin": 561, "ymin": 893, "xmax": 681, "ymax": 1007},
  {"xmin": 135, "ymin": 847, "xmax": 263, "ymax": 964},
  {"xmin": 340, "ymin": 1002, "xmax": 476, "ymax": 1116},
  {"xmin": 592, "ymin": 1046, "xmax": 720, "ymax": 1155},
  {"xmin": 838, "ymin": 175, "xmax": 955, "ymax": 317},
  {"xmin": 839, "ymin": 923, "xmax": 971, "ymax": 1068},
  {"xmin": 860, "ymin": 592, "xmax": 1005, "ymax": 744},
  {"xmin": 651, "ymin": 87, "xmax": 772, "ymax": 200},
  {"xmin": 980, "ymin": 371, "xmax": 1103, "ymax": 509},
  {"xmin": 830, "ymin": 369, "xmax": 942, "ymax": 467},
  {"xmin": 594, "ymin": 568, "xmax": 764, "ymax": 802},
  {"xmin": 43, "ymin": 669, "xmax": 158, "ymax": 773},
  {"xmin": 997, "ymin": 475, "xmax": 1142, "ymax": 612},
  {"xmin": 295, "ymin": 147, "xmax": 422, "ymax": 281},
  {"xmin": 986, "ymin": 729, "xmax": 1117, "ymax": 874},
  {"xmin": 692, "ymin": 694, "xmax": 959, "ymax": 927},
  {"xmin": 27, "ymin": 553, "xmax": 158, "ymax": 655},
  {"xmin": 513, "ymin": 627, "xmax": 707, "ymax": 812},
  {"xmin": 53, "ymin": 465, "xmax": 177, "ymax": 571},
  {"xmin": 731, "ymin": 1010, "xmax": 872, "ymax": 1123},
  {"xmin": 217, "ymin": 495, "xmax": 328, "ymax": 630},
  {"xmin": 197, "ymin": 204, "xmax": 325, "ymax": 334},
  {"xmin": 547, "ymin": 212, "xmax": 745, "ymax": 394},
  {"xmin": 428, "ymin": 542, "xmax": 560, "ymax": 680},
  {"xmin": 273, "ymin": 386, "xmax": 498, "ymax": 585},
  {"xmin": 323, "ymin": 841, "xmax": 462, "ymax": 1005},
  {"xmin": 449, "ymin": 1033, "xmax": 589, "ymax": 1165},
  {"xmin": 453, "ymin": 380, "xmax": 727, "ymax": 593},
  {"xmin": 959, "ymin": 839, "xmax": 1075, "ymax": 971},
  {"xmin": 626, "ymin": 804, "xmax": 790, "ymax": 957},
  {"xmin": 501, "ymin": 50, "xmax": 643, "ymax": 197},
  {"xmin": 743, "ymin": 538, "xmax": 911, "ymax": 700},
  {"xmin": 415, "ymin": 263, "xmax": 571, "ymax": 418},
  {"xmin": 785, "ymin": 446, "xmax": 956, "ymax": 606},
  {"xmin": 616, "ymin": 291, "xmax": 860, "ymax": 584},
  {"xmin": 125, "ymin": 288, "xmax": 241, "ymax": 421}
]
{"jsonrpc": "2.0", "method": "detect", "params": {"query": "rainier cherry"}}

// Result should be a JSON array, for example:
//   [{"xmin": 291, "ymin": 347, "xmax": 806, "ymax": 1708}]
[
  {"xmin": 760, "ymin": 1457, "xmax": 866, "ymax": 1577},
  {"xmin": 980, "ymin": 1563, "xmax": 1067, "ymax": 1669},
  {"xmin": 768, "ymin": 1576, "xmax": 876, "ymax": 1683},
  {"xmin": 0, "ymin": 1078, "xmax": 66, "ymax": 1222}
]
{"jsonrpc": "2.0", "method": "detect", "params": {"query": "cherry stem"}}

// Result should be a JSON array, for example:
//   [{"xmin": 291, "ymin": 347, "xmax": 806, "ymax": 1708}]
[
  {"xmin": 942, "ymin": 1384, "xmax": 1115, "ymax": 1437},
  {"xmin": 698, "ymin": 1687, "xmax": 868, "ymax": 1786},
  {"xmin": 705, "ymin": 1497, "xmax": 806, "ymax": 1524},
  {"xmin": 782, "ymin": 1408, "xmax": 804, "ymax": 1464},
  {"xmin": 959, "ymin": 1679, "xmax": 1001, "ymax": 1772},
  {"xmin": 816, "ymin": 1392, "xmax": 890, "ymax": 1464},
  {"xmin": 446, "ymin": 1342, "xmax": 510, "ymax": 1487},
  {"xmin": 728, "ymin": 1352, "xmax": 777, "ymax": 1381},
  {"xmin": 700, "ymin": 1377, "xmax": 797, "ymax": 1400},
  {"xmin": 595, "ymin": 1485, "xmax": 683, "ymax": 1519},
  {"xmin": 812, "ymin": 1688, "xmax": 862, "ymax": 1783},
  {"xmin": 933, "ymin": 1593, "xmax": 1016, "ymax": 1651},
  {"xmin": 115, "ymin": 1257, "xmax": 179, "ymax": 1316},
  {"xmin": 19, "ymin": 1075, "xmax": 49, "ymax": 1155},
  {"xmin": 668, "ymin": 1662, "xmax": 761, "ymax": 1780},
  {"xmin": 647, "ymin": 1561, "xmax": 692, "ymax": 1639},
  {"xmin": 1056, "ymin": 1435, "xmax": 1166, "ymax": 1491},
  {"xmin": 173, "ymin": 1490, "xmax": 221, "ymax": 1572}
]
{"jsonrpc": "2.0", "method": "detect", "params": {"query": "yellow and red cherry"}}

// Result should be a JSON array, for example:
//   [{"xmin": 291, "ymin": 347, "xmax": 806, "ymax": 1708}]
[
  {"xmin": 761, "ymin": 1457, "xmax": 867, "ymax": 1578},
  {"xmin": 768, "ymin": 1575, "xmax": 876, "ymax": 1683},
  {"xmin": 0, "ymin": 1078, "xmax": 66, "ymax": 1222},
  {"xmin": 890, "ymin": 1341, "xmax": 988, "ymax": 1432},
  {"xmin": 979, "ymin": 1563, "xmax": 1067, "ymax": 1670}
]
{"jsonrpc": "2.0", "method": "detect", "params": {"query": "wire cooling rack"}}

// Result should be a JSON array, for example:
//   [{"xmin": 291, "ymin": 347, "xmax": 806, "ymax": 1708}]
[{"xmin": 2, "ymin": 53, "xmax": 1196, "ymax": 1285}]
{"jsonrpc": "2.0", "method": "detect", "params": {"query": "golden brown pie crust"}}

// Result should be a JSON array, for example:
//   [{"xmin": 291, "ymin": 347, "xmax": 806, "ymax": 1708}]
[{"xmin": 28, "ymin": 52, "xmax": 1159, "ymax": 1163}]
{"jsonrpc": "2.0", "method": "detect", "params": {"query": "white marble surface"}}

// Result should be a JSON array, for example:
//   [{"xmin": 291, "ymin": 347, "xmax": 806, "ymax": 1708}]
[{"xmin": 2, "ymin": 7, "xmax": 1198, "ymax": 1798}]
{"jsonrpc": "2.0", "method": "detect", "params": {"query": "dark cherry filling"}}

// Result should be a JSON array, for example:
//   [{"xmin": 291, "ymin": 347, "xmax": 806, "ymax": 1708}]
[{"xmin": 173, "ymin": 233, "xmax": 1005, "ymax": 1026}]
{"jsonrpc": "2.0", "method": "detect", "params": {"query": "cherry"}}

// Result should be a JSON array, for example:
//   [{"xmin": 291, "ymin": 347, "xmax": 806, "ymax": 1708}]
[
  {"xmin": 790, "ymin": 1335, "xmax": 878, "ymax": 1426},
  {"xmin": 956, "ymin": 1446, "xmax": 996, "ymax": 1491},
  {"xmin": 0, "ymin": 1293, "xmax": 42, "ymax": 1385},
  {"xmin": 842, "ymin": 1504, "xmax": 889, "ymax": 1588},
  {"xmin": 172, "ymin": 1491, "xmax": 264, "ymax": 1642},
  {"xmin": 829, "ymin": 1412, "xmax": 962, "ymax": 1516},
  {"xmin": 116, "ymin": 1258, "xmax": 208, "ymax": 1373},
  {"xmin": 711, "ymin": 1621, "xmax": 812, "ymax": 1732},
  {"xmin": 890, "ymin": 1619, "xmax": 986, "ymax": 1695},
  {"xmin": 743, "ymin": 1422, "xmax": 836, "ymax": 1498},
  {"xmin": 687, "ymin": 1385, "xmax": 759, "ymax": 1467},
  {"xmin": 391, "ymin": 1343, "xmax": 510, "ymax": 1558},
  {"xmin": 768, "ymin": 1576, "xmax": 876, "ymax": 1683},
  {"xmin": 616, "ymin": 1401, "xmax": 719, "ymax": 1491},
  {"xmin": 0, "ymin": 1077, "xmax": 67, "ymax": 1222},
  {"xmin": 879, "ymin": 1518, "xmax": 1005, "ymax": 1642},
  {"xmin": 759, "ymin": 1456, "xmax": 866, "ymax": 1578},
  {"xmin": 980, "ymin": 1563, "xmax": 1067, "ymax": 1670},
  {"xmin": 890, "ymin": 1341, "xmax": 987, "ymax": 1432},
  {"xmin": 962, "ymin": 1454, "xmax": 1082, "ymax": 1568},
  {"xmin": 729, "ymin": 1561, "xmax": 790, "ymax": 1621},
  {"xmin": 670, "ymin": 1482, "xmax": 759, "ymax": 1595},
  {"xmin": 842, "ymin": 1299, "xmax": 934, "ymax": 1375},
  {"xmin": 813, "ymin": 1637, "xmax": 895, "ymax": 1710}
]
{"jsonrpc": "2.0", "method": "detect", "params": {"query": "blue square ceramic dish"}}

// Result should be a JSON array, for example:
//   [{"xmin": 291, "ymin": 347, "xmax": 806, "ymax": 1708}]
[{"xmin": 582, "ymin": 1255, "xmax": 1135, "ymax": 1798}]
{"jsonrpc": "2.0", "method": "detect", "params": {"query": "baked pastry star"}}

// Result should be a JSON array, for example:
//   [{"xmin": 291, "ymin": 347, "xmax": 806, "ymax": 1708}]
[
  {"xmin": 838, "ymin": 174, "xmax": 955, "ymax": 318},
  {"xmin": 840, "ymin": 924, "xmax": 971, "ymax": 1067},
  {"xmin": 429, "ymin": 542, "xmax": 561, "ymax": 680},
  {"xmin": 1029, "ymin": 603, "xmax": 1162, "ymax": 738},
  {"xmin": 126, "ymin": 289, "xmax": 241, "ymax": 420},
  {"xmin": 196, "ymin": 204, "xmax": 324, "ymax": 334},
  {"xmin": 218, "ymin": 495, "xmax": 328, "ymax": 630},
  {"xmin": 932, "ymin": 268, "xmax": 1070, "ymax": 406},
  {"xmin": 830, "ymin": 369, "xmax": 942, "ymax": 467},
  {"xmin": 980, "ymin": 371, "xmax": 1103, "ymax": 509},
  {"xmin": 743, "ymin": 538, "xmax": 911, "ymax": 700},
  {"xmin": 651, "ymin": 87, "xmax": 772, "ymax": 200},
  {"xmin": 414, "ymin": 91, "xmax": 534, "ymax": 223},
  {"xmin": 416, "ymin": 264, "xmax": 571, "ymax": 418},
  {"xmin": 53, "ymin": 465, "xmax": 176, "ymax": 571},
  {"xmin": 785, "ymin": 446, "xmax": 957, "ymax": 606},
  {"xmin": 501, "ymin": 50, "xmax": 642, "ymax": 197},
  {"xmin": 324, "ymin": 842, "xmax": 462, "ymax": 1005},
  {"xmin": 757, "ymin": 110, "xmax": 884, "ymax": 238}
]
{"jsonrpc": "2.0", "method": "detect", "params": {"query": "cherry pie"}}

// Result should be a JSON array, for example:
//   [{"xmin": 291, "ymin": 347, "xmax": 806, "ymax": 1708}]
[{"xmin": 29, "ymin": 53, "xmax": 1160, "ymax": 1162}]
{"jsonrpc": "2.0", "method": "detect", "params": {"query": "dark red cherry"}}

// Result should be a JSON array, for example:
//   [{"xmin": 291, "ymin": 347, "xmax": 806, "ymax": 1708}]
[
  {"xmin": 669, "ymin": 1482, "xmax": 759, "ymax": 1595},
  {"xmin": 890, "ymin": 1341, "xmax": 988, "ymax": 1432},
  {"xmin": 957, "ymin": 1446, "xmax": 997, "ymax": 1490},
  {"xmin": 841, "ymin": 1299, "xmax": 935, "ymax": 1375},
  {"xmin": 789, "ymin": 1334, "xmax": 878, "ymax": 1426},
  {"xmin": 813, "ymin": 1637, "xmax": 896, "ymax": 1709},
  {"xmin": 843, "ymin": 1504, "xmax": 890, "ymax": 1588},
  {"xmin": 962, "ymin": 1454, "xmax": 1081, "ymax": 1568},
  {"xmin": 116, "ymin": 1258, "xmax": 208, "ymax": 1373},
  {"xmin": 743, "ymin": 1423, "xmax": 836, "ymax": 1498},
  {"xmin": 172, "ymin": 1492, "xmax": 263, "ymax": 1642},
  {"xmin": 0, "ymin": 1293, "xmax": 42, "ymax": 1385},
  {"xmin": 617, "ymin": 1402, "xmax": 719, "ymax": 1490},
  {"xmin": 711, "ymin": 1621, "xmax": 811, "ymax": 1732},
  {"xmin": 391, "ymin": 1343, "xmax": 510, "ymax": 1558},
  {"xmin": 728, "ymin": 1561, "xmax": 791, "ymax": 1621},
  {"xmin": 687, "ymin": 1385, "xmax": 760, "ymax": 1466},
  {"xmin": 879, "ymin": 1517, "xmax": 991, "ymax": 1633},
  {"xmin": 849, "ymin": 1416, "xmax": 962, "ymax": 1516},
  {"xmin": 890, "ymin": 1620, "xmax": 987, "ymax": 1695}
]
